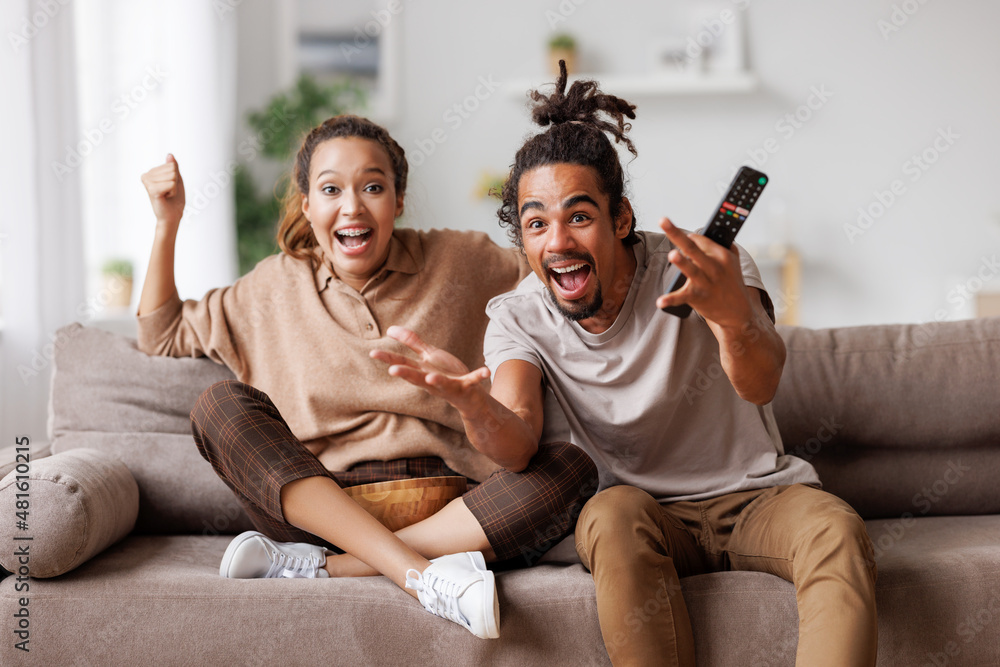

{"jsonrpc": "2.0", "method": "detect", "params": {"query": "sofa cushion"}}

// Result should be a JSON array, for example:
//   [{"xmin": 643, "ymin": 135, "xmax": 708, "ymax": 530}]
[
  {"xmin": 865, "ymin": 515, "xmax": 1000, "ymax": 664},
  {"xmin": 48, "ymin": 324, "xmax": 252, "ymax": 534},
  {"xmin": 50, "ymin": 323, "xmax": 236, "ymax": 437},
  {"xmin": 3, "ymin": 515, "xmax": 997, "ymax": 666},
  {"xmin": 0, "ymin": 449, "xmax": 138, "ymax": 577},
  {"xmin": 775, "ymin": 317, "xmax": 1000, "ymax": 518},
  {"xmin": 0, "ymin": 535, "xmax": 802, "ymax": 666},
  {"xmin": 0, "ymin": 535, "xmax": 610, "ymax": 665}
]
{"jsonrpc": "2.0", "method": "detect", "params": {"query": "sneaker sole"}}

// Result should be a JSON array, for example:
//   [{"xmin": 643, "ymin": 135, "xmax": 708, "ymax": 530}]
[
  {"xmin": 219, "ymin": 530, "xmax": 265, "ymax": 578},
  {"xmin": 479, "ymin": 566, "xmax": 500, "ymax": 639},
  {"xmin": 464, "ymin": 552, "xmax": 499, "ymax": 639}
]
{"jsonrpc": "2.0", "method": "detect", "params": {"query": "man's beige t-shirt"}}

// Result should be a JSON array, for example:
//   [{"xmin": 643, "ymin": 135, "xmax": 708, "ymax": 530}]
[{"xmin": 484, "ymin": 230, "xmax": 819, "ymax": 502}]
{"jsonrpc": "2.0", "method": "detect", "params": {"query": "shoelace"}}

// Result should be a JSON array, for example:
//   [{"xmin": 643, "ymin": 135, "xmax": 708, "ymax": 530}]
[
  {"xmin": 265, "ymin": 551, "xmax": 320, "ymax": 579},
  {"xmin": 406, "ymin": 569, "xmax": 469, "ymax": 627}
]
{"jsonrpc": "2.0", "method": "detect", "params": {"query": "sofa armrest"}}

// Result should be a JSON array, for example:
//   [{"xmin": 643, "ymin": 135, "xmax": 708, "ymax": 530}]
[{"xmin": 0, "ymin": 449, "xmax": 138, "ymax": 578}]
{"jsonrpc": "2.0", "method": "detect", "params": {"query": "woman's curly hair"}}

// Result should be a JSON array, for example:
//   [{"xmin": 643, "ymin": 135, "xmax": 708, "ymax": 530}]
[{"xmin": 497, "ymin": 60, "xmax": 639, "ymax": 250}]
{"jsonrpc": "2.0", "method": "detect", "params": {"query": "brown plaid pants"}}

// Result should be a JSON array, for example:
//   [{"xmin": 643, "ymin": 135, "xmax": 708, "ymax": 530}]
[{"xmin": 190, "ymin": 380, "xmax": 598, "ymax": 564}]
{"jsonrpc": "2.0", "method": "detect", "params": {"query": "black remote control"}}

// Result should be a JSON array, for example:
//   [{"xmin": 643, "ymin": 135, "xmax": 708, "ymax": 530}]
[{"xmin": 661, "ymin": 166, "xmax": 768, "ymax": 318}]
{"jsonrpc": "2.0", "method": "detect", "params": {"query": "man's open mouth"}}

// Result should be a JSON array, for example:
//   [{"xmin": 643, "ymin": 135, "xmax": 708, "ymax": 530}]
[
  {"xmin": 335, "ymin": 227, "xmax": 373, "ymax": 253},
  {"xmin": 548, "ymin": 262, "xmax": 592, "ymax": 300}
]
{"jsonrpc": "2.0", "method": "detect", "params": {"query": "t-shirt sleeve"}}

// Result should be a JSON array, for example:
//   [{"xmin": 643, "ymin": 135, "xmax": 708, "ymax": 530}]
[
  {"xmin": 483, "ymin": 305, "xmax": 544, "ymax": 378},
  {"xmin": 734, "ymin": 242, "xmax": 776, "ymax": 323},
  {"xmin": 135, "ymin": 275, "xmax": 250, "ymax": 375}
]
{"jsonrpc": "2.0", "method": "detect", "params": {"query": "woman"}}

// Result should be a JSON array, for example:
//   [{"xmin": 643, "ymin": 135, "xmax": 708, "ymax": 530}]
[{"xmin": 137, "ymin": 115, "xmax": 597, "ymax": 640}]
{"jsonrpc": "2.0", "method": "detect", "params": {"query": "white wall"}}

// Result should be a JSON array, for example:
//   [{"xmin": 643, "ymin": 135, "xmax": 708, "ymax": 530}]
[{"xmin": 238, "ymin": 0, "xmax": 1000, "ymax": 328}]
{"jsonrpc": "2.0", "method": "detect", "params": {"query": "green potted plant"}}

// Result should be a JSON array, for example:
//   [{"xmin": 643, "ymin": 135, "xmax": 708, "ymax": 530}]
[
  {"xmin": 548, "ymin": 33, "xmax": 577, "ymax": 76},
  {"xmin": 473, "ymin": 169, "xmax": 507, "ymax": 201},
  {"xmin": 101, "ymin": 258, "xmax": 133, "ymax": 310}
]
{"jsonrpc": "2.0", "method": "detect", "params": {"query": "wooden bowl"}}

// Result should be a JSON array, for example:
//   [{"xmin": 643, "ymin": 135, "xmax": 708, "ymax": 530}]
[{"xmin": 343, "ymin": 476, "xmax": 468, "ymax": 531}]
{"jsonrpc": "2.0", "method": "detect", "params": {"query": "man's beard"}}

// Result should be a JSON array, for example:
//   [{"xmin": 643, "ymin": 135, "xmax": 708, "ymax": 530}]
[
  {"xmin": 545, "ymin": 281, "xmax": 604, "ymax": 322},
  {"xmin": 542, "ymin": 250, "xmax": 603, "ymax": 322}
]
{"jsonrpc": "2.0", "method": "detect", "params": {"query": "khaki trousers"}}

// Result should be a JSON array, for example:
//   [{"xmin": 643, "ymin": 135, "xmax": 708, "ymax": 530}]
[{"xmin": 575, "ymin": 483, "xmax": 878, "ymax": 667}]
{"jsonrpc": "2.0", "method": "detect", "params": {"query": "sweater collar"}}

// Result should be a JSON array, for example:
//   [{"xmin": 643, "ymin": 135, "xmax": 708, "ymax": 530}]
[{"xmin": 312, "ymin": 231, "xmax": 421, "ymax": 293}]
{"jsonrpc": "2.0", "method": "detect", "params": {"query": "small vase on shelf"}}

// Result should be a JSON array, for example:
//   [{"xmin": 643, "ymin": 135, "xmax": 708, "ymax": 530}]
[{"xmin": 548, "ymin": 33, "xmax": 577, "ymax": 76}]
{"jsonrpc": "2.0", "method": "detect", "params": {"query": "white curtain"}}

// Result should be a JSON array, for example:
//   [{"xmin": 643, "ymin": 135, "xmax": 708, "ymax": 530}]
[
  {"xmin": 0, "ymin": 0, "xmax": 85, "ymax": 453},
  {"xmin": 74, "ymin": 0, "xmax": 238, "ymax": 311},
  {"xmin": 0, "ymin": 0, "xmax": 237, "ymax": 450}
]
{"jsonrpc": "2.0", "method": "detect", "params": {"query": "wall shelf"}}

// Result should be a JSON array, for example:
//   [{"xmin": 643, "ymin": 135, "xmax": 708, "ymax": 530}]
[{"xmin": 503, "ymin": 71, "xmax": 758, "ymax": 99}]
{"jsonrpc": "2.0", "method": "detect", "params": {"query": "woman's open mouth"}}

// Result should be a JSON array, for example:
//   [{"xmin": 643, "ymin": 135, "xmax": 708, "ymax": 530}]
[
  {"xmin": 549, "ymin": 262, "xmax": 592, "ymax": 301},
  {"xmin": 335, "ymin": 227, "xmax": 373, "ymax": 255}
]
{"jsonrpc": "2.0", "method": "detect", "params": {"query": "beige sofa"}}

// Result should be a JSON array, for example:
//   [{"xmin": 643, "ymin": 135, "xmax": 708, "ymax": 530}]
[{"xmin": 2, "ymin": 317, "xmax": 999, "ymax": 666}]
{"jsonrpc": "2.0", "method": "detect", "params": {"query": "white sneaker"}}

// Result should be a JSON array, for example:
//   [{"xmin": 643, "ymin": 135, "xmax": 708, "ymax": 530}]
[
  {"xmin": 405, "ymin": 551, "xmax": 499, "ymax": 639},
  {"xmin": 220, "ymin": 531, "xmax": 331, "ymax": 579}
]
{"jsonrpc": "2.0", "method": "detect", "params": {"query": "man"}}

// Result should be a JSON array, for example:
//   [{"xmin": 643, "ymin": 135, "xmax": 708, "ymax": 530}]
[{"xmin": 377, "ymin": 67, "xmax": 877, "ymax": 666}]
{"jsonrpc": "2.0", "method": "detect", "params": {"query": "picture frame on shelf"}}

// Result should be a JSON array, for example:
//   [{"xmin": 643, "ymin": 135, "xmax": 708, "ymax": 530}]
[
  {"xmin": 685, "ymin": 1, "xmax": 747, "ymax": 74},
  {"xmin": 294, "ymin": 0, "xmax": 400, "ymax": 122},
  {"xmin": 648, "ymin": 36, "xmax": 703, "ymax": 76}
]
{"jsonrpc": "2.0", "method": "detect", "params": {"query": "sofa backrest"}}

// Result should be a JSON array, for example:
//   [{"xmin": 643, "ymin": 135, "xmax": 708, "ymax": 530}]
[
  {"xmin": 774, "ymin": 316, "xmax": 1000, "ymax": 519},
  {"xmin": 49, "ymin": 323, "xmax": 253, "ymax": 535},
  {"xmin": 48, "ymin": 317, "xmax": 1000, "ymax": 535}
]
